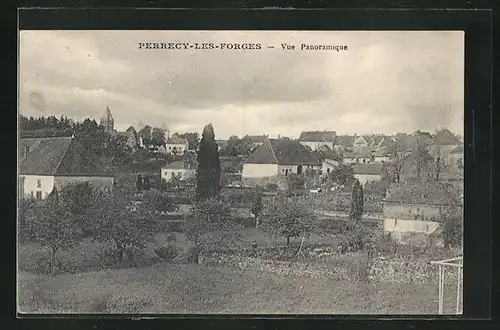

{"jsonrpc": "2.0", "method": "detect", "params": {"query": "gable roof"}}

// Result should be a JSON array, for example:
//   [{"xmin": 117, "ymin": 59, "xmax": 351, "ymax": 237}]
[
  {"xmin": 450, "ymin": 145, "xmax": 464, "ymax": 154},
  {"xmin": 344, "ymin": 146, "xmax": 372, "ymax": 158},
  {"xmin": 384, "ymin": 181, "xmax": 460, "ymax": 206},
  {"xmin": 353, "ymin": 136, "xmax": 369, "ymax": 146},
  {"xmin": 434, "ymin": 129, "xmax": 461, "ymax": 145},
  {"xmin": 352, "ymin": 163, "xmax": 385, "ymax": 175},
  {"xmin": 247, "ymin": 135, "xmax": 268, "ymax": 144},
  {"xmin": 116, "ymin": 131, "xmax": 136, "ymax": 140},
  {"xmin": 298, "ymin": 131, "xmax": 336, "ymax": 142},
  {"xmin": 246, "ymin": 138, "xmax": 320, "ymax": 166},
  {"xmin": 335, "ymin": 135, "xmax": 356, "ymax": 148},
  {"xmin": 166, "ymin": 136, "xmax": 188, "ymax": 144},
  {"xmin": 19, "ymin": 137, "xmax": 111, "ymax": 177}
]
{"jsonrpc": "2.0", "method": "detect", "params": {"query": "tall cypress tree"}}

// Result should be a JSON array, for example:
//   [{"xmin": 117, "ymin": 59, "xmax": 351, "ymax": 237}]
[
  {"xmin": 349, "ymin": 179, "xmax": 364, "ymax": 223},
  {"xmin": 195, "ymin": 123, "xmax": 221, "ymax": 201}
]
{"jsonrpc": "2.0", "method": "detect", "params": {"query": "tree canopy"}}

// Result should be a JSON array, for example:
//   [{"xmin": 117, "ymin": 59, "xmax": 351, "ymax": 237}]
[{"xmin": 195, "ymin": 123, "xmax": 221, "ymax": 201}]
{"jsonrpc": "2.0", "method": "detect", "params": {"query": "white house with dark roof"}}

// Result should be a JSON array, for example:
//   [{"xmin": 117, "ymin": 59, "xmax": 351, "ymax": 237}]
[
  {"xmin": 298, "ymin": 131, "xmax": 337, "ymax": 151},
  {"xmin": 163, "ymin": 135, "xmax": 189, "ymax": 155},
  {"xmin": 242, "ymin": 138, "xmax": 321, "ymax": 187},
  {"xmin": 19, "ymin": 137, "xmax": 114, "ymax": 200},
  {"xmin": 382, "ymin": 181, "xmax": 462, "ymax": 243},
  {"xmin": 160, "ymin": 161, "xmax": 196, "ymax": 183},
  {"xmin": 342, "ymin": 146, "xmax": 373, "ymax": 164},
  {"xmin": 352, "ymin": 163, "xmax": 388, "ymax": 186}
]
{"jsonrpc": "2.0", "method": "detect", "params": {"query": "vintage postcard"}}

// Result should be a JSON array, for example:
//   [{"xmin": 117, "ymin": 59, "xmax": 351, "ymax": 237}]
[{"xmin": 18, "ymin": 30, "xmax": 464, "ymax": 314}]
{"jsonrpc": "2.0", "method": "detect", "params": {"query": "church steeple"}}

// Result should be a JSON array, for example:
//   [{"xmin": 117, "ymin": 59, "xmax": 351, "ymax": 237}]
[{"xmin": 100, "ymin": 105, "xmax": 115, "ymax": 133}]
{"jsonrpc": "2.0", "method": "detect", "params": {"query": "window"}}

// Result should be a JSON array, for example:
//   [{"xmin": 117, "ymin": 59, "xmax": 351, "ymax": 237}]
[
  {"xmin": 30, "ymin": 191, "xmax": 34, "ymax": 198},
  {"xmin": 363, "ymin": 159, "xmax": 366, "ymax": 163},
  {"xmin": 327, "ymin": 168, "xmax": 330, "ymax": 173},
  {"xmin": 36, "ymin": 191, "xmax": 42, "ymax": 200},
  {"xmin": 37, "ymin": 179, "xmax": 41, "ymax": 188}
]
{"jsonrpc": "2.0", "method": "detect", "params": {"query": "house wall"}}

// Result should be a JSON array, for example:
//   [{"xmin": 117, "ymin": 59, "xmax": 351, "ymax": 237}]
[
  {"xmin": 165, "ymin": 143, "xmax": 188, "ymax": 155},
  {"xmin": 278, "ymin": 164, "xmax": 320, "ymax": 176},
  {"xmin": 354, "ymin": 174, "xmax": 382, "ymax": 186},
  {"xmin": 383, "ymin": 218, "xmax": 440, "ymax": 236},
  {"xmin": 161, "ymin": 168, "xmax": 195, "ymax": 182},
  {"xmin": 373, "ymin": 156, "xmax": 390, "ymax": 163},
  {"xmin": 242, "ymin": 163, "xmax": 279, "ymax": 178},
  {"xmin": 343, "ymin": 157, "xmax": 372, "ymax": 165},
  {"xmin": 322, "ymin": 160, "xmax": 339, "ymax": 174},
  {"xmin": 299, "ymin": 141, "xmax": 334, "ymax": 152},
  {"xmin": 383, "ymin": 203, "xmax": 443, "ymax": 221},
  {"xmin": 20, "ymin": 175, "xmax": 55, "ymax": 199},
  {"xmin": 54, "ymin": 176, "xmax": 115, "ymax": 191}
]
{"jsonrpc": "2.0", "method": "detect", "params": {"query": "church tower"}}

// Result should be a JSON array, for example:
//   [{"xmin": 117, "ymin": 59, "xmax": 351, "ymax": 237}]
[{"xmin": 100, "ymin": 105, "xmax": 115, "ymax": 133}]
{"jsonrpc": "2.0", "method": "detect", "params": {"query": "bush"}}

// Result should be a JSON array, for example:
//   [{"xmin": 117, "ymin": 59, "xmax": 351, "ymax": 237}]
[
  {"xmin": 337, "ymin": 223, "xmax": 376, "ymax": 254},
  {"xmin": 154, "ymin": 245, "xmax": 179, "ymax": 261},
  {"xmin": 442, "ymin": 213, "xmax": 463, "ymax": 249}
]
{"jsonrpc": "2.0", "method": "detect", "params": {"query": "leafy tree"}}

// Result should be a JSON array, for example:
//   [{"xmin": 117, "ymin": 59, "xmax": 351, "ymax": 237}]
[
  {"xmin": 138, "ymin": 126, "xmax": 153, "ymax": 147},
  {"xmin": 195, "ymin": 123, "xmax": 221, "ymax": 201},
  {"xmin": 59, "ymin": 183, "xmax": 94, "ymax": 236},
  {"xmin": 143, "ymin": 175, "xmax": 151, "ymax": 191},
  {"xmin": 349, "ymin": 179, "xmax": 364, "ymax": 222},
  {"xmin": 32, "ymin": 189, "xmax": 82, "ymax": 273},
  {"xmin": 262, "ymin": 199, "xmax": 317, "ymax": 245},
  {"xmin": 91, "ymin": 190, "xmax": 157, "ymax": 264},
  {"xmin": 18, "ymin": 197, "xmax": 38, "ymax": 243},
  {"xmin": 151, "ymin": 127, "xmax": 166, "ymax": 147},
  {"xmin": 183, "ymin": 198, "xmax": 239, "ymax": 263},
  {"xmin": 442, "ymin": 212, "xmax": 463, "ymax": 249},
  {"xmin": 328, "ymin": 164, "xmax": 354, "ymax": 186}
]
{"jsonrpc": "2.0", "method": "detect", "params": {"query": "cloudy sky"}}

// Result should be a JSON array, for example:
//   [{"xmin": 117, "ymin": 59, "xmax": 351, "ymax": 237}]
[{"xmin": 19, "ymin": 30, "xmax": 464, "ymax": 139}]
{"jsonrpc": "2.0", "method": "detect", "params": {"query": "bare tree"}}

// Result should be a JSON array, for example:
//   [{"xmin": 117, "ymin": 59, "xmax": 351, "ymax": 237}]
[
  {"xmin": 387, "ymin": 136, "xmax": 411, "ymax": 183},
  {"xmin": 431, "ymin": 145, "xmax": 447, "ymax": 181},
  {"xmin": 412, "ymin": 135, "xmax": 433, "ymax": 179}
]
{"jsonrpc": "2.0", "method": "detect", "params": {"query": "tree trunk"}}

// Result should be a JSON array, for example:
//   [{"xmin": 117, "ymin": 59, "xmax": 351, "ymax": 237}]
[
  {"xmin": 287, "ymin": 236, "xmax": 290, "ymax": 245},
  {"xmin": 255, "ymin": 216, "xmax": 259, "ymax": 229}
]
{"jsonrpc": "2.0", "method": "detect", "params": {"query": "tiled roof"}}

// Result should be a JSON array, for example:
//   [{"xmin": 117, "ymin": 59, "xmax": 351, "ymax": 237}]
[
  {"xmin": 450, "ymin": 145, "xmax": 464, "ymax": 154},
  {"xmin": 434, "ymin": 129, "xmax": 461, "ymax": 146},
  {"xmin": 344, "ymin": 147, "xmax": 372, "ymax": 158},
  {"xmin": 335, "ymin": 135, "xmax": 356, "ymax": 147},
  {"xmin": 246, "ymin": 138, "xmax": 320, "ymax": 166},
  {"xmin": 19, "ymin": 137, "xmax": 111, "ymax": 177},
  {"xmin": 298, "ymin": 131, "xmax": 337, "ymax": 142},
  {"xmin": 384, "ymin": 181, "xmax": 460, "ymax": 206},
  {"xmin": 371, "ymin": 146, "xmax": 392, "ymax": 157},
  {"xmin": 166, "ymin": 136, "xmax": 188, "ymax": 144},
  {"xmin": 352, "ymin": 163, "xmax": 385, "ymax": 175},
  {"xmin": 247, "ymin": 135, "xmax": 268, "ymax": 143}
]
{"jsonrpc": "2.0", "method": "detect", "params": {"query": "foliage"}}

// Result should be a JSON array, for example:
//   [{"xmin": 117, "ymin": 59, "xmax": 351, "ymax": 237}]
[
  {"xmin": 328, "ymin": 164, "xmax": 354, "ymax": 186},
  {"xmin": 183, "ymin": 198, "xmax": 240, "ymax": 263},
  {"xmin": 430, "ymin": 145, "xmax": 447, "ymax": 181},
  {"xmin": 18, "ymin": 197, "xmax": 38, "ymax": 242},
  {"xmin": 262, "ymin": 199, "xmax": 317, "ymax": 245},
  {"xmin": 286, "ymin": 174, "xmax": 305, "ymax": 192},
  {"xmin": 251, "ymin": 190, "xmax": 263, "ymax": 217},
  {"xmin": 151, "ymin": 127, "xmax": 166, "ymax": 147},
  {"xmin": 140, "ymin": 189, "xmax": 178, "ymax": 216},
  {"xmin": 91, "ymin": 190, "xmax": 157, "ymax": 265},
  {"xmin": 136, "ymin": 174, "xmax": 144, "ymax": 191},
  {"xmin": 138, "ymin": 126, "xmax": 153, "ymax": 146},
  {"xmin": 154, "ymin": 245, "xmax": 178, "ymax": 261},
  {"xmin": 442, "ymin": 213, "xmax": 463, "ymax": 249},
  {"xmin": 178, "ymin": 132, "xmax": 200, "ymax": 150},
  {"xmin": 31, "ymin": 189, "xmax": 82, "ymax": 273},
  {"xmin": 349, "ymin": 179, "xmax": 364, "ymax": 222},
  {"xmin": 195, "ymin": 124, "xmax": 222, "ymax": 201},
  {"xmin": 59, "ymin": 183, "xmax": 94, "ymax": 236},
  {"xmin": 338, "ymin": 223, "xmax": 376, "ymax": 253}
]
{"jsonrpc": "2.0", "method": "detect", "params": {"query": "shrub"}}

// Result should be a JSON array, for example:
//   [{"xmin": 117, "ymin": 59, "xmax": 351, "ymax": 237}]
[
  {"xmin": 154, "ymin": 245, "xmax": 179, "ymax": 261},
  {"xmin": 337, "ymin": 223, "xmax": 376, "ymax": 254},
  {"xmin": 442, "ymin": 213, "xmax": 463, "ymax": 249}
]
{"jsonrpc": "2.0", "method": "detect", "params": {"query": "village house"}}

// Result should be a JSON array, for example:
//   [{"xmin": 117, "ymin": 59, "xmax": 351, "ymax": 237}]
[
  {"xmin": 298, "ymin": 131, "xmax": 337, "ymax": 151},
  {"xmin": 371, "ymin": 146, "xmax": 393, "ymax": 163},
  {"xmin": 342, "ymin": 147, "xmax": 373, "ymax": 164},
  {"xmin": 333, "ymin": 135, "xmax": 356, "ymax": 154},
  {"xmin": 19, "ymin": 136, "xmax": 114, "ymax": 200},
  {"xmin": 163, "ymin": 135, "xmax": 189, "ymax": 156},
  {"xmin": 352, "ymin": 163, "xmax": 388, "ymax": 186},
  {"xmin": 382, "ymin": 181, "xmax": 461, "ymax": 243},
  {"xmin": 160, "ymin": 161, "xmax": 196, "ymax": 183},
  {"xmin": 116, "ymin": 129, "xmax": 138, "ymax": 151},
  {"xmin": 322, "ymin": 158, "xmax": 340, "ymax": 175},
  {"xmin": 242, "ymin": 138, "xmax": 321, "ymax": 187}
]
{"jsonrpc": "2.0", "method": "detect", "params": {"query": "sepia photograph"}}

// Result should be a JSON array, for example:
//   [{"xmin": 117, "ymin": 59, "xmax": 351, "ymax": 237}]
[{"xmin": 17, "ymin": 30, "xmax": 464, "ymax": 314}]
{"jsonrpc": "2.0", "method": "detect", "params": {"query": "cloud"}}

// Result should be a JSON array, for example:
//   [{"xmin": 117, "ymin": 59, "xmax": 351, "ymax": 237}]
[{"xmin": 19, "ymin": 30, "xmax": 464, "ymax": 139}]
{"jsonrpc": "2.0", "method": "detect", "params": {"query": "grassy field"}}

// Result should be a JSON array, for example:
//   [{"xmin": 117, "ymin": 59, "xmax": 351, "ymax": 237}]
[{"xmin": 17, "ymin": 262, "xmax": 460, "ymax": 314}]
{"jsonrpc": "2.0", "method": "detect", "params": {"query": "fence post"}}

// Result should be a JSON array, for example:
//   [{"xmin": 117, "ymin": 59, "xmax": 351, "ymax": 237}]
[
  {"xmin": 438, "ymin": 264, "xmax": 443, "ymax": 314},
  {"xmin": 456, "ymin": 264, "xmax": 462, "ymax": 314}
]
